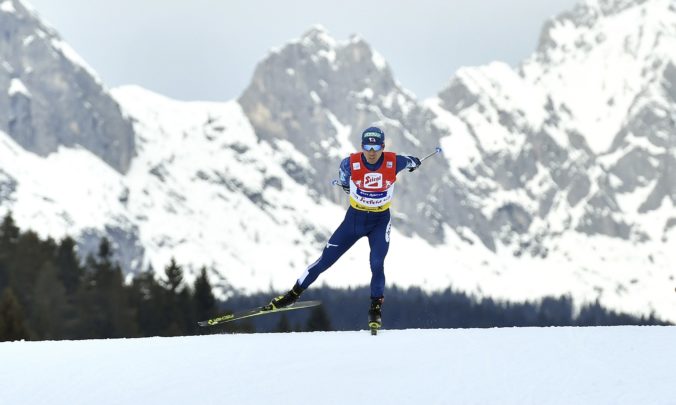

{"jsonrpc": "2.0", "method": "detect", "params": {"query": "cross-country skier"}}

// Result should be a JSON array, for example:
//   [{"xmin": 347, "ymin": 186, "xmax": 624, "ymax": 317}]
[{"xmin": 265, "ymin": 126, "xmax": 422, "ymax": 331}]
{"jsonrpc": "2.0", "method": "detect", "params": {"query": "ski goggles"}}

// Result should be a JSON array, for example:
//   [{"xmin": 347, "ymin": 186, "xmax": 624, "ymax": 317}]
[{"xmin": 362, "ymin": 144, "xmax": 383, "ymax": 151}]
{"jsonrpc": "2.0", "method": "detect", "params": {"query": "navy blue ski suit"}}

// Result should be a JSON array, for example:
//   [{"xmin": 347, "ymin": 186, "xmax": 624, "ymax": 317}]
[{"xmin": 297, "ymin": 153, "xmax": 418, "ymax": 298}]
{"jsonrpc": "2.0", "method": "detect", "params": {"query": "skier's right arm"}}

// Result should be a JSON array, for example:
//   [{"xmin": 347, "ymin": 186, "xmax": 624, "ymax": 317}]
[{"xmin": 339, "ymin": 158, "xmax": 350, "ymax": 194}]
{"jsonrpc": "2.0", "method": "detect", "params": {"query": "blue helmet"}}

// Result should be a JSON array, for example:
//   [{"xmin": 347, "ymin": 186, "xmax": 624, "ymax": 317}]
[{"xmin": 361, "ymin": 127, "xmax": 385, "ymax": 146}]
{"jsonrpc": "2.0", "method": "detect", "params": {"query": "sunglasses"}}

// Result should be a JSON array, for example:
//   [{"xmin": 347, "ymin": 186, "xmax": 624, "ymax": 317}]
[{"xmin": 362, "ymin": 144, "xmax": 383, "ymax": 151}]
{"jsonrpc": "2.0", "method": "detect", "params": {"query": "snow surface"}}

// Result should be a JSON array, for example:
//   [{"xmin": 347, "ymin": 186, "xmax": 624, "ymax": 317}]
[
  {"xmin": 0, "ymin": 133, "xmax": 127, "ymax": 239},
  {"xmin": 0, "ymin": 0, "xmax": 15, "ymax": 13},
  {"xmin": 8, "ymin": 77, "xmax": 30, "ymax": 96},
  {"xmin": 1, "ymin": 326, "xmax": 675, "ymax": 404}
]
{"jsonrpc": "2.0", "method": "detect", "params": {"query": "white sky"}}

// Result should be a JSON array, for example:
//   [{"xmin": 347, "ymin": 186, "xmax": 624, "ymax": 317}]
[{"xmin": 26, "ymin": 0, "xmax": 579, "ymax": 102}]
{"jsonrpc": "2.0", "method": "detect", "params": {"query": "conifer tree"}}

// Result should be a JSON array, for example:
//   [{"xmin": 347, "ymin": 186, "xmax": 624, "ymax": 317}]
[
  {"xmin": 55, "ymin": 237, "xmax": 83, "ymax": 295},
  {"xmin": 31, "ymin": 262, "xmax": 69, "ymax": 339},
  {"xmin": 0, "ymin": 213, "xmax": 16, "ymax": 296},
  {"xmin": 0, "ymin": 259, "xmax": 7, "ymax": 293},
  {"xmin": 306, "ymin": 305, "xmax": 332, "ymax": 332},
  {"xmin": 75, "ymin": 254, "xmax": 100, "ymax": 338},
  {"xmin": 77, "ymin": 238, "xmax": 136, "ymax": 338},
  {"xmin": 177, "ymin": 286, "xmax": 195, "ymax": 335},
  {"xmin": 0, "ymin": 212, "xmax": 19, "ymax": 253},
  {"xmin": 193, "ymin": 266, "xmax": 216, "ymax": 320},
  {"xmin": 163, "ymin": 258, "xmax": 184, "ymax": 294},
  {"xmin": 130, "ymin": 265, "xmax": 165, "ymax": 337},
  {"xmin": 7, "ymin": 230, "xmax": 55, "ymax": 316},
  {"xmin": 0, "ymin": 287, "xmax": 31, "ymax": 341},
  {"xmin": 160, "ymin": 258, "xmax": 186, "ymax": 336},
  {"xmin": 275, "ymin": 314, "xmax": 292, "ymax": 333}
]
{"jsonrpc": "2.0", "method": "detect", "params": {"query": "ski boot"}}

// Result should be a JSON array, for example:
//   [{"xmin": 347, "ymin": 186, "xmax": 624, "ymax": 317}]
[
  {"xmin": 263, "ymin": 282, "xmax": 304, "ymax": 311},
  {"xmin": 368, "ymin": 297, "xmax": 384, "ymax": 336}
]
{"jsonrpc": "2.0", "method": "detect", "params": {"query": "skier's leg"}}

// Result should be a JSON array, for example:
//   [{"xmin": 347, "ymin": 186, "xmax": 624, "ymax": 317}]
[
  {"xmin": 296, "ymin": 212, "xmax": 360, "ymax": 289},
  {"xmin": 367, "ymin": 213, "xmax": 391, "ymax": 298}
]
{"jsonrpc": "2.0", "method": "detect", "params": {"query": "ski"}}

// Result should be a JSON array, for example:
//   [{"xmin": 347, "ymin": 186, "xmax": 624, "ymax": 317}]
[{"xmin": 197, "ymin": 300, "xmax": 321, "ymax": 327}]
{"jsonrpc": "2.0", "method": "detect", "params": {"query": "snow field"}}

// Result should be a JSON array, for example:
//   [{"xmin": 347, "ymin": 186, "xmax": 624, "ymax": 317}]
[{"xmin": 1, "ymin": 326, "xmax": 675, "ymax": 404}]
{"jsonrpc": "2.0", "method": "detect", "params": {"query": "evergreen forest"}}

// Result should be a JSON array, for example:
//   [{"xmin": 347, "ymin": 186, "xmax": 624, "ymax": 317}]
[{"xmin": 0, "ymin": 213, "xmax": 669, "ymax": 341}]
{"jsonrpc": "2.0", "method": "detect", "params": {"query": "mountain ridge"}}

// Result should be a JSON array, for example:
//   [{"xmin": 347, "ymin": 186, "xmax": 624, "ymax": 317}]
[{"xmin": 0, "ymin": 0, "xmax": 135, "ymax": 173}]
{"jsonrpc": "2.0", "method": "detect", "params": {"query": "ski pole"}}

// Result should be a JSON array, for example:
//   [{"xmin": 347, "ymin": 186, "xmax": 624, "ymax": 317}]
[
  {"xmin": 420, "ymin": 147, "xmax": 443, "ymax": 163},
  {"xmin": 408, "ymin": 146, "xmax": 443, "ymax": 172}
]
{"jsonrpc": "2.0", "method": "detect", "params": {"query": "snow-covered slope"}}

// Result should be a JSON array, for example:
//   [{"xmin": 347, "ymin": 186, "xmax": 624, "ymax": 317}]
[
  {"xmin": 430, "ymin": 0, "xmax": 676, "ymax": 319},
  {"xmin": 1, "ymin": 326, "xmax": 675, "ymax": 404},
  {"xmin": 113, "ymin": 83, "xmax": 676, "ymax": 320},
  {"xmin": 0, "ymin": 0, "xmax": 134, "ymax": 172},
  {"xmin": 111, "ymin": 86, "xmax": 349, "ymax": 293}
]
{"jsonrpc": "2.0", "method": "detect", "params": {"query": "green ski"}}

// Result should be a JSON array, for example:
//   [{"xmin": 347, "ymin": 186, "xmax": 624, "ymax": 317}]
[{"xmin": 197, "ymin": 300, "xmax": 321, "ymax": 327}]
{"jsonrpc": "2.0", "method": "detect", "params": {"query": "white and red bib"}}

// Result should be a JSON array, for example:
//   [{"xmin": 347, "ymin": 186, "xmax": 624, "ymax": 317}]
[{"xmin": 349, "ymin": 152, "xmax": 397, "ymax": 212}]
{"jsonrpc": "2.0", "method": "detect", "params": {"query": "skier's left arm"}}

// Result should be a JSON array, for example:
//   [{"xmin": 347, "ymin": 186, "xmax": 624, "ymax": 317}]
[{"xmin": 396, "ymin": 155, "xmax": 422, "ymax": 173}]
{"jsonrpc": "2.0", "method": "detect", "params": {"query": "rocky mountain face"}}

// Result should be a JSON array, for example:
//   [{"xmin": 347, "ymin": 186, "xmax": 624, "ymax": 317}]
[
  {"xmin": 237, "ymin": 0, "xmax": 676, "ymax": 257},
  {"xmin": 0, "ymin": 0, "xmax": 134, "ymax": 173},
  {"xmin": 238, "ymin": 27, "xmax": 469, "ymax": 245},
  {"xmin": 436, "ymin": 0, "xmax": 676, "ymax": 252}
]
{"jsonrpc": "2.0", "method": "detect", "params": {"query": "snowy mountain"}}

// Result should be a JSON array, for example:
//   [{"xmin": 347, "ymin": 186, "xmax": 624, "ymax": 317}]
[
  {"xmin": 430, "ymin": 0, "xmax": 676, "ymax": 315},
  {"xmin": 239, "ymin": 26, "xmax": 454, "ymax": 242},
  {"xmin": 2, "ymin": 326, "xmax": 675, "ymax": 404},
  {"xmin": 1, "ymin": 0, "xmax": 675, "ymax": 321},
  {"xmin": 0, "ymin": 0, "xmax": 134, "ymax": 172}
]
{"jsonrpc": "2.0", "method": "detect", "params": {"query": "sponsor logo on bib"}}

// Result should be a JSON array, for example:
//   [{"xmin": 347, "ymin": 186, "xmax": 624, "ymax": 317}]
[{"xmin": 364, "ymin": 173, "xmax": 383, "ymax": 189}]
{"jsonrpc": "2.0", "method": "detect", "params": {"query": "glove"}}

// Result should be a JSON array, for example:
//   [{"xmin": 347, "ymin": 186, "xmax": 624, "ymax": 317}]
[
  {"xmin": 341, "ymin": 184, "xmax": 350, "ymax": 194},
  {"xmin": 408, "ymin": 156, "xmax": 422, "ymax": 172}
]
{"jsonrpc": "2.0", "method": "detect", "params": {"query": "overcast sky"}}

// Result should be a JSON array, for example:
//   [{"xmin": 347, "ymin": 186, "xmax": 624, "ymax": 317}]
[{"xmin": 26, "ymin": 0, "xmax": 579, "ymax": 102}]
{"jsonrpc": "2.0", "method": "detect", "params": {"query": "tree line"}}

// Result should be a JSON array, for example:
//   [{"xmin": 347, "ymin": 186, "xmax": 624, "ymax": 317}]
[
  {"xmin": 0, "ymin": 212, "xmax": 334, "ymax": 341},
  {"xmin": 218, "ymin": 285, "xmax": 670, "ymax": 333},
  {"xmin": 0, "ymin": 212, "xmax": 218, "ymax": 340},
  {"xmin": 0, "ymin": 212, "xmax": 669, "ymax": 341}
]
